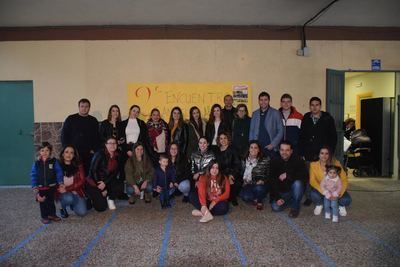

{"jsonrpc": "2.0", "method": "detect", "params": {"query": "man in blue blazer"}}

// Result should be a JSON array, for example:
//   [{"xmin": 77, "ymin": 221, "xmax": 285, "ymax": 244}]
[{"xmin": 249, "ymin": 91, "xmax": 284, "ymax": 158}]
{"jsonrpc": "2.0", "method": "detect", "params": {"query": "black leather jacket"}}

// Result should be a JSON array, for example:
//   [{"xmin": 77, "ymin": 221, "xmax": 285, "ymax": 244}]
[
  {"xmin": 205, "ymin": 120, "xmax": 229, "ymax": 146},
  {"xmin": 88, "ymin": 150, "xmax": 120, "ymax": 185},
  {"xmin": 215, "ymin": 146, "xmax": 241, "ymax": 179},
  {"xmin": 171, "ymin": 123, "xmax": 189, "ymax": 156},
  {"xmin": 190, "ymin": 149, "xmax": 216, "ymax": 175}
]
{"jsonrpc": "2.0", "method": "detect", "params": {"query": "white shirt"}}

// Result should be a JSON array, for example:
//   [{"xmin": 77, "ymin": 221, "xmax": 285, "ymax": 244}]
[
  {"xmin": 126, "ymin": 118, "xmax": 140, "ymax": 144},
  {"xmin": 212, "ymin": 121, "xmax": 221, "ymax": 145}
]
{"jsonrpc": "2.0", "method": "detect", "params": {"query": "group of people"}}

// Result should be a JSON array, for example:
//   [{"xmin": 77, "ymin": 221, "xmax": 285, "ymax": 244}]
[{"xmin": 30, "ymin": 92, "xmax": 351, "ymax": 224}]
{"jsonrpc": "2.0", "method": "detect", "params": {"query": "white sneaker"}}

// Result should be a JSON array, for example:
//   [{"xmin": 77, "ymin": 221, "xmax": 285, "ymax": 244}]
[
  {"xmin": 314, "ymin": 205, "xmax": 323, "ymax": 215},
  {"xmin": 325, "ymin": 212, "xmax": 331, "ymax": 219},
  {"xmin": 140, "ymin": 191, "xmax": 144, "ymax": 200},
  {"xmin": 191, "ymin": 209, "xmax": 203, "ymax": 217},
  {"xmin": 332, "ymin": 215, "xmax": 339, "ymax": 223},
  {"xmin": 107, "ymin": 197, "xmax": 116, "ymax": 210},
  {"xmin": 199, "ymin": 211, "xmax": 213, "ymax": 223},
  {"xmin": 339, "ymin": 206, "xmax": 347, "ymax": 217}
]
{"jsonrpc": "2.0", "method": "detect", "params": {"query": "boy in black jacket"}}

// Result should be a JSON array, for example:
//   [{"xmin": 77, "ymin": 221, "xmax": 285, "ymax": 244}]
[{"xmin": 30, "ymin": 142, "xmax": 64, "ymax": 224}]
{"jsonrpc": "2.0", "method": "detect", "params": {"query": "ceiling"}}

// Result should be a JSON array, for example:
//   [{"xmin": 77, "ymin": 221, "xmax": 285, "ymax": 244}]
[{"xmin": 0, "ymin": 0, "xmax": 399, "ymax": 28}]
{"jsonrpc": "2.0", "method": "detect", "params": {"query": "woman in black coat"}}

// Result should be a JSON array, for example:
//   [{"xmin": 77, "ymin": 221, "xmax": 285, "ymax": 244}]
[
  {"xmin": 215, "ymin": 132, "xmax": 242, "ymax": 206},
  {"xmin": 232, "ymin": 104, "xmax": 251, "ymax": 160},
  {"xmin": 168, "ymin": 107, "xmax": 189, "ymax": 157},
  {"xmin": 205, "ymin": 104, "xmax": 229, "ymax": 153}
]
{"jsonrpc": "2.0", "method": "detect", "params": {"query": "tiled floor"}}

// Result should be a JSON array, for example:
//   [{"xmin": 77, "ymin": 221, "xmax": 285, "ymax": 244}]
[{"xmin": 1, "ymin": 177, "xmax": 399, "ymax": 266}]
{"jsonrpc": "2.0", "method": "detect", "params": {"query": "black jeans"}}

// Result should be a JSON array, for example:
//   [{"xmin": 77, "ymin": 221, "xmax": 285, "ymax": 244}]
[
  {"xmin": 85, "ymin": 179, "xmax": 124, "ymax": 212},
  {"xmin": 38, "ymin": 187, "xmax": 56, "ymax": 219}
]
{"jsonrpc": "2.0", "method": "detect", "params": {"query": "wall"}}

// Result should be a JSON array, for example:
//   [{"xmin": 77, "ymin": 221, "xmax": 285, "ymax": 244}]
[
  {"xmin": 344, "ymin": 72, "xmax": 395, "ymax": 120},
  {"xmin": 1, "ymin": 40, "xmax": 400, "ymax": 122}
]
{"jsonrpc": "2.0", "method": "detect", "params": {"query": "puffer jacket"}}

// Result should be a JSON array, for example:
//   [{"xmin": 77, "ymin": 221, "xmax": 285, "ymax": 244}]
[
  {"xmin": 190, "ymin": 149, "xmax": 216, "ymax": 175},
  {"xmin": 31, "ymin": 157, "xmax": 63, "ymax": 188},
  {"xmin": 241, "ymin": 157, "xmax": 270, "ymax": 184}
]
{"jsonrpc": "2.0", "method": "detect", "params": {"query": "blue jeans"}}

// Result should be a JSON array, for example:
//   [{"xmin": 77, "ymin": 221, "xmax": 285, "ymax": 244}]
[
  {"xmin": 240, "ymin": 184, "xmax": 268, "ymax": 204},
  {"xmin": 189, "ymin": 191, "xmax": 229, "ymax": 216},
  {"xmin": 159, "ymin": 187, "xmax": 175, "ymax": 206},
  {"xmin": 178, "ymin": 179, "xmax": 190, "ymax": 196},
  {"xmin": 60, "ymin": 192, "xmax": 87, "ymax": 217},
  {"xmin": 310, "ymin": 188, "xmax": 352, "ymax": 207},
  {"xmin": 324, "ymin": 197, "xmax": 338, "ymax": 217},
  {"xmin": 126, "ymin": 181, "xmax": 153, "ymax": 195},
  {"xmin": 271, "ymin": 180, "xmax": 304, "ymax": 212}
]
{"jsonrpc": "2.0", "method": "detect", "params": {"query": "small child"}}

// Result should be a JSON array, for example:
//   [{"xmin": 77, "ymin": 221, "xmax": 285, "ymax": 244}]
[
  {"xmin": 320, "ymin": 165, "xmax": 343, "ymax": 223},
  {"xmin": 30, "ymin": 142, "xmax": 64, "ymax": 224},
  {"xmin": 153, "ymin": 154, "xmax": 176, "ymax": 209}
]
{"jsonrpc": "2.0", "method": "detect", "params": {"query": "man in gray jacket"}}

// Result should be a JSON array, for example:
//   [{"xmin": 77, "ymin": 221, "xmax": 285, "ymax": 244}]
[{"xmin": 249, "ymin": 91, "xmax": 283, "ymax": 158}]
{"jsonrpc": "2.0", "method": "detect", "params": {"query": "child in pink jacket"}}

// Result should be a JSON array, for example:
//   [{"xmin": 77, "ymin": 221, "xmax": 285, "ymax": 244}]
[{"xmin": 320, "ymin": 165, "xmax": 342, "ymax": 223}]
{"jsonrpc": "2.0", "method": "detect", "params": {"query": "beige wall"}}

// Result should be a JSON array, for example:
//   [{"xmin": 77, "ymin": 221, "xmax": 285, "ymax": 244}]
[
  {"xmin": 1, "ymin": 40, "xmax": 400, "ymax": 122},
  {"xmin": 344, "ymin": 72, "xmax": 395, "ymax": 120}
]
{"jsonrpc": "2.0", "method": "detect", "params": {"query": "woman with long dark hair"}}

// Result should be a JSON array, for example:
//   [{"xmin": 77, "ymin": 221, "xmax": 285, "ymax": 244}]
[
  {"xmin": 187, "ymin": 106, "xmax": 206, "ymax": 157},
  {"xmin": 205, "ymin": 104, "xmax": 228, "ymax": 152},
  {"xmin": 168, "ymin": 106, "xmax": 189, "ymax": 157},
  {"xmin": 58, "ymin": 145, "xmax": 87, "ymax": 217},
  {"xmin": 232, "ymin": 104, "xmax": 251, "ymax": 159},
  {"xmin": 190, "ymin": 161, "xmax": 231, "ymax": 223},
  {"xmin": 168, "ymin": 142, "xmax": 191, "ymax": 202},
  {"xmin": 99, "ymin": 104, "xmax": 122, "ymax": 145},
  {"xmin": 147, "ymin": 108, "xmax": 170, "ymax": 155}
]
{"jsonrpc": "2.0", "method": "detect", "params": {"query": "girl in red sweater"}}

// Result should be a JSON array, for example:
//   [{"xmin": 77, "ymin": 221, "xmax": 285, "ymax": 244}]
[{"xmin": 190, "ymin": 161, "xmax": 230, "ymax": 223}]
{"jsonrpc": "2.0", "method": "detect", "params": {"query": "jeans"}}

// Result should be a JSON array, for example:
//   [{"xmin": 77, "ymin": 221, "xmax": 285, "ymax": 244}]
[
  {"xmin": 126, "ymin": 181, "xmax": 153, "ymax": 195},
  {"xmin": 189, "ymin": 191, "xmax": 229, "ymax": 216},
  {"xmin": 271, "ymin": 180, "xmax": 304, "ymax": 212},
  {"xmin": 60, "ymin": 192, "xmax": 88, "ymax": 217},
  {"xmin": 310, "ymin": 188, "xmax": 352, "ymax": 207},
  {"xmin": 178, "ymin": 179, "xmax": 190, "ymax": 196},
  {"xmin": 324, "ymin": 197, "xmax": 338, "ymax": 217},
  {"xmin": 240, "ymin": 184, "xmax": 268, "ymax": 204},
  {"xmin": 159, "ymin": 187, "xmax": 175, "ymax": 206}
]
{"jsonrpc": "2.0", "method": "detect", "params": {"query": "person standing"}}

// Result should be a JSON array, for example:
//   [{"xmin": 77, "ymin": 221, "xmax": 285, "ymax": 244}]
[
  {"xmin": 249, "ymin": 92, "xmax": 283, "ymax": 158},
  {"xmin": 299, "ymin": 97, "xmax": 337, "ymax": 162},
  {"xmin": 279, "ymin": 94, "xmax": 303, "ymax": 154},
  {"xmin": 187, "ymin": 106, "xmax": 206, "ymax": 157},
  {"xmin": 232, "ymin": 104, "xmax": 251, "ymax": 159},
  {"xmin": 168, "ymin": 107, "xmax": 189, "ymax": 157},
  {"xmin": 222, "ymin": 94, "xmax": 237, "ymax": 132},
  {"xmin": 61, "ymin": 98, "xmax": 100, "ymax": 175}
]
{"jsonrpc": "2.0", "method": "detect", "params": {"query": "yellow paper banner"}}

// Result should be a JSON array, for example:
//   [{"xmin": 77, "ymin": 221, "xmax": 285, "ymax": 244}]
[{"xmin": 127, "ymin": 82, "xmax": 252, "ymax": 120}]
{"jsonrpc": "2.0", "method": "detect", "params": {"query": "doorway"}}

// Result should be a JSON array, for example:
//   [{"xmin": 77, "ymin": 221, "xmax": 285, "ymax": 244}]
[
  {"xmin": 326, "ymin": 70, "xmax": 399, "ymax": 178},
  {"xmin": 0, "ymin": 81, "xmax": 34, "ymax": 185}
]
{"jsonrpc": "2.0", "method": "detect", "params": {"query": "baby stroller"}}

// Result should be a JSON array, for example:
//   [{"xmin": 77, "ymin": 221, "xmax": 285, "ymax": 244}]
[{"xmin": 344, "ymin": 129, "xmax": 376, "ymax": 177}]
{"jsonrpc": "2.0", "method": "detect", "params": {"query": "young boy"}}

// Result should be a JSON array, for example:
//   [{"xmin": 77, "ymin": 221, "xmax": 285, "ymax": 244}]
[
  {"xmin": 153, "ymin": 154, "xmax": 176, "ymax": 209},
  {"xmin": 30, "ymin": 142, "xmax": 64, "ymax": 224}
]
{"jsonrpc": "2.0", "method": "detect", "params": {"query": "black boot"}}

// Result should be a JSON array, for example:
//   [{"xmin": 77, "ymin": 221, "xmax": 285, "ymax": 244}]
[
  {"xmin": 182, "ymin": 196, "xmax": 189, "ymax": 203},
  {"xmin": 303, "ymin": 199, "xmax": 312, "ymax": 206},
  {"xmin": 60, "ymin": 208, "xmax": 69, "ymax": 218}
]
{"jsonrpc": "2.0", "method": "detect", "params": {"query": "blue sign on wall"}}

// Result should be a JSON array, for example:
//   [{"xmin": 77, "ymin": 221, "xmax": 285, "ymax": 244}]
[{"xmin": 371, "ymin": 59, "xmax": 381, "ymax": 71}]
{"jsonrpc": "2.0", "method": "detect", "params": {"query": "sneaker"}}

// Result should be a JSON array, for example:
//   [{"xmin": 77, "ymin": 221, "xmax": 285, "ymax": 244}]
[
  {"xmin": 191, "ymin": 209, "xmax": 203, "ymax": 217},
  {"xmin": 288, "ymin": 209, "xmax": 299, "ymax": 218},
  {"xmin": 60, "ymin": 208, "xmax": 69, "ymax": 218},
  {"xmin": 41, "ymin": 218, "xmax": 51, "ymax": 224},
  {"xmin": 140, "ymin": 191, "xmax": 144, "ymax": 200},
  {"xmin": 332, "ymin": 215, "xmax": 339, "ymax": 223},
  {"xmin": 199, "ymin": 210, "xmax": 214, "ymax": 223},
  {"xmin": 107, "ymin": 197, "xmax": 116, "ymax": 210},
  {"xmin": 128, "ymin": 195, "xmax": 137, "ymax": 205},
  {"xmin": 182, "ymin": 196, "xmax": 189, "ymax": 203},
  {"xmin": 303, "ymin": 199, "xmax": 313, "ymax": 206},
  {"xmin": 144, "ymin": 192, "xmax": 152, "ymax": 203},
  {"xmin": 314, "ymin": 205, "xmax": 323, "ymax": 215},
  {"xmin": 325, "ymin": 212, "xmax": 331, "ymax": 219},
  {"xmin": 339, "ymin": 206, "xmax": 347, "ymax": 217},
  {"xmin": 48, "ymin": 215, "xmax": 61, "ymax": 222}
]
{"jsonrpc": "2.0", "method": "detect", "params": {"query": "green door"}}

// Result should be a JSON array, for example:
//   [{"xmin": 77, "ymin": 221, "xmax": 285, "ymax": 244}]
[{"xmin": 0, "ymin": 81, "xmax": 34, "ymax": 185}]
